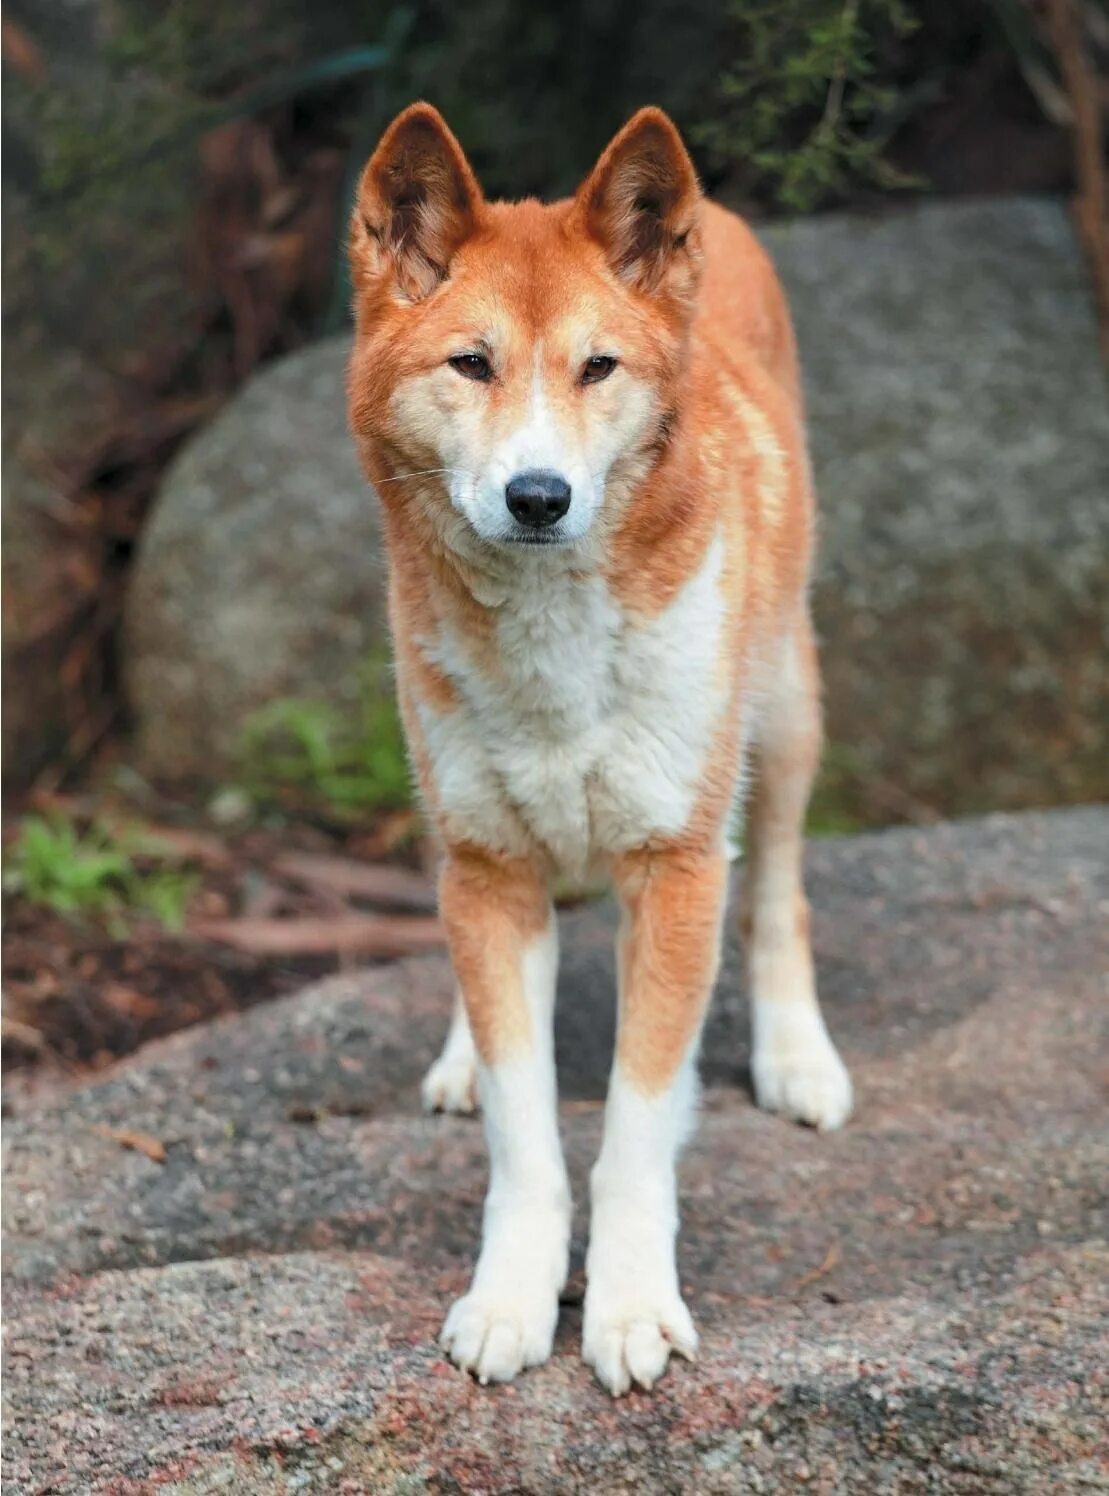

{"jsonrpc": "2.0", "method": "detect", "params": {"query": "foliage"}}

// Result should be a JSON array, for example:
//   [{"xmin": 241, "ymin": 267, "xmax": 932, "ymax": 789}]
[
  {"xmin": 806, "ymin": 743, "xmax": 870, "ymax": 836},
  {"xmin": 8, "ymin": 0, "xmax": 938, "ymax": 383},
  {"xmin": 371, "ymin": 0, "xmax": 725, "ymax": 199},
  {"xmin": 4, "ymin": 815, "xmax": 197, "ymax": 933},
  {"xmin": 697, "ymin": 0, "xmax": 920, "ymax": 212},
  {"xmin": 725, "ymin": 742, "xmax": 866, "ymax": 848},
  {"xmin": 236, "ymin": 658, "xmax": 412, "ymax": 822}
]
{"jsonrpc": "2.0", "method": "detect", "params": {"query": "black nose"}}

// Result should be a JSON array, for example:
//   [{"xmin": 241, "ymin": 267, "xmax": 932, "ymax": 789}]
[{"xmin": 505, "ymin": 470, "xmax": 571, "ymax": 528}]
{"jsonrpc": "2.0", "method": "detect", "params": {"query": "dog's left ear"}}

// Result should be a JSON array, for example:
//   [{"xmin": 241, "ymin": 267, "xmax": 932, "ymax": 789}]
[
  {"xmin": 351, "ymin": 102, "xmax": 483, "ymax": 302},
  {"xmin": 576, "ymin": 108, "xmax": 702, "ymax": 301}
]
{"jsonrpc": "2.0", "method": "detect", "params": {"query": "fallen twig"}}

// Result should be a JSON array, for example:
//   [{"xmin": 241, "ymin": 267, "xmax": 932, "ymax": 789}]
[
  {"xmin": 793, "ymin": 1241, "xmax": 842, "ymax": 1292},
  {"xmin": 1, "ymin": 1016, "xmax": 48, "ymax": 1053},
  {"xmin": 272, "ymin": 851, "xmax": 436, "ymax": 911},
  {"xmin": 93, "ymin": 1124, "xmax": 167, "ymax": 1163},
  {"xmin": 128, "ymin": 824, "xmax": 235, "ymax": 868},
  {"xmin": 190, "ymin": 911, "xmax": 444, "ymax": 957}
]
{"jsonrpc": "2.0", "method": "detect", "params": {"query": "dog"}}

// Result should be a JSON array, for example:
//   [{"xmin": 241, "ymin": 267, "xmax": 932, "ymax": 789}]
[{"xmin": 346, "ymin": 102, "xmax": 852, "ymax": 1396}]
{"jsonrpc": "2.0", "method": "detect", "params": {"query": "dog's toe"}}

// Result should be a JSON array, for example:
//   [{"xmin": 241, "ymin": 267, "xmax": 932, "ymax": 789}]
[
  {"xmin": 440, "ymin": 1291, "xmax": 557, "ymax": 1383},
  {"xmin": 421, "ymin": 1054, "xmax": 478, "ymax": 1115},
  {"xmin": 752, "ymin": 1040, "xmax": 853, "ymax": 1131},
  {"xmin": 583, "ymin": 1291, "xmax": 697, "ymax": 1397}
]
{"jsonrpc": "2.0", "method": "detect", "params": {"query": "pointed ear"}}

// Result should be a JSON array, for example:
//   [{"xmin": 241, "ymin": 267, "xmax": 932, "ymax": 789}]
[
  {"xmin": 576, "ymin": 108, "xmax": 702, "ymax": 299},
  {"xmin": 351, "ymin": 103, "xmax": 483, "ymax": 302}
]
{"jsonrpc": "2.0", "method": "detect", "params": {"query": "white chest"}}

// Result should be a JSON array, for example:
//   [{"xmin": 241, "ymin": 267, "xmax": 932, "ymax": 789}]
[{"xmin": 417, "ymin": 540, "xmax": 729, "ymax": 876}]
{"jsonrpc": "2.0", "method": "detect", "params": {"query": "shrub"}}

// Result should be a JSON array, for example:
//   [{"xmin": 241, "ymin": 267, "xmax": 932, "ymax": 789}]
[
  {"xmin": 4, "ymin": 815, "xmax": 197, "ymax": 933},
  {"xmin": 696, "ymin": 0, "xmax": 920, "ymax": 212}
]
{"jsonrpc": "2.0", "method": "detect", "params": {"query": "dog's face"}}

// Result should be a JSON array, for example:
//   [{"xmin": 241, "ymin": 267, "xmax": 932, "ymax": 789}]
[{"xmin": 348, "ymin": 106, "xmax": 703, "ymax": 555}]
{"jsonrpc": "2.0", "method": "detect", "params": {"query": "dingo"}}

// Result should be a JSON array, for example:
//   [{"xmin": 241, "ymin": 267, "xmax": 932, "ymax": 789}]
[{"xmin": 347, "ymin": 103, "xmax": 852, "ymax": 1395}]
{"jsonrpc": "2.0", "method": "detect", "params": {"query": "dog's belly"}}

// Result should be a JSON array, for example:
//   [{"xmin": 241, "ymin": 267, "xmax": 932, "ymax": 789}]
[{"xmin": 418, "ymin": 538, "xmax": 731, "ymax": 876}]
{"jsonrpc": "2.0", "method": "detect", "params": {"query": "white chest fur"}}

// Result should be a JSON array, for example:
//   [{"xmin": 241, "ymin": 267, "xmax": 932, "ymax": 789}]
[{"xmin": 416, "ymin": 537, "xmax": 729, "ymax": 876}]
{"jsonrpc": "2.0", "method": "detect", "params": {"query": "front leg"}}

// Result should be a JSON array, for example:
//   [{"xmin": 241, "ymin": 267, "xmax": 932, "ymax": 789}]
[
  {"xmin": 437, "ymin": 845, "xmax": 570, "ymax": 1383},
  {"xmin": 584, "ymin": 845, "xmax": 728, "ymax": 1395}
]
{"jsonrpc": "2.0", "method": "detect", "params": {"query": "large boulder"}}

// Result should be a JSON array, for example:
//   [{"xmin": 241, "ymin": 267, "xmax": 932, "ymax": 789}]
[
  {"xmin": 763, "ymin": 197, "xmax": 1109, "ymax": 821},
  {"xmin": 126, "ymin": 198, "xmax": 1109, "ymax": 808},
  {"xmin": 125, "ymin": 341, "xmax": 386, "ymax": 779},
  {"xmin": 3, "ymin": 809, "xmax": 1107, "ymax": 1490}
]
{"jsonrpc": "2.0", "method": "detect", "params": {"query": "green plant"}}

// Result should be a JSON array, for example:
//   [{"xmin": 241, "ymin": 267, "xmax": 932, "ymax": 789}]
[
  {"xmin": 4, "ymin": 815, "xmax": 198, "ymax": 933},
  {"xmin": 129, "ymin": 867, "xmax": 198, "ymax": 933},
  {"xmin": 236, "ymin": 659, "xmax": 412, "ymax": 821},
  {"xmin": 805, "ymin": 742, "xmax": 870, "ymax": 836},
  {"xmin": 697, "ymin": 0, "xmax": 920, "ymax": 212}
]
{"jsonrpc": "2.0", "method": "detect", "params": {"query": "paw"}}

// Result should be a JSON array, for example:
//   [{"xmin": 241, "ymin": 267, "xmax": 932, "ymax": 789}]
[
  {"xmin": 752, "ymin": 1025, "xmax": 852, "ymax": 1131},
  {"xmin": 583, "ymin": 1287, "xmax": 698, "ymax": 1396},
  {"xmin": 440, "ymin": 1290, "xmax": 558, "ymax": 1383},
  {"xmin": 421, "ymin": 1051, "xmax": 478, "ymax": 1115}
]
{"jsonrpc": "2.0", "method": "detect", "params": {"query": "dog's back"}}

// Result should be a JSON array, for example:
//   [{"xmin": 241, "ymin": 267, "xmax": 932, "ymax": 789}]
[{"xmin": 699, "ymin": 201, "xmax": 803, "ymax": 401}]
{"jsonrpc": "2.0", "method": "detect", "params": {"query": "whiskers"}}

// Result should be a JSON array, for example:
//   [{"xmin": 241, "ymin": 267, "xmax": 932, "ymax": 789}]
[{"xmin": 374, "ymin": 466, "xmax": 474, "ymax": 487}]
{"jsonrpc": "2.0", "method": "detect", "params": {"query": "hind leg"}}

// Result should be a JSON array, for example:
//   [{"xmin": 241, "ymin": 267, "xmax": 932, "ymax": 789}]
[
  {"xmin": 422, "ymin": 989, "xmax": 479, "ymax": 1114},
  {"xmin": 742, "ymin": 615, "xmax": 852, "ymax": 1130}
]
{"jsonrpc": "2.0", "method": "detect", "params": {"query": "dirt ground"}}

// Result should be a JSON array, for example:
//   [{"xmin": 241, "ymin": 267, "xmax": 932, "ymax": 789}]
[{"xmin": 2, "ymin": 798, "xmax": 441, "ymax": 1075}]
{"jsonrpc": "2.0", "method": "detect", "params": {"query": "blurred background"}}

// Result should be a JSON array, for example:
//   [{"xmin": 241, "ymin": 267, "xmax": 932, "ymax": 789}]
[{"xmin": 3, "ymin": 0, "xmax": 1107, "ymax": 1070}]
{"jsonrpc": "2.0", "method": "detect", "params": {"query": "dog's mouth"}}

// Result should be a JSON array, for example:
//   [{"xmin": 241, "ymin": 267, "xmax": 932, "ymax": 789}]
[{"xmin": 503, "ymin": 528, "xmax": 569, "ymax": 548}]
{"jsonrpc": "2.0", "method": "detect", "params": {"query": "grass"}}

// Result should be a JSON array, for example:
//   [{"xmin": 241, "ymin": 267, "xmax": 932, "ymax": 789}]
[
  {"xmin": 806, "ymin": 742, "xmax": 870, "ymax": 837},
  {"xmin": 4, "ymin": 814, "xmax": 198, "ymax": 935},
  {"xmin": 235, "ymin": 656, "xmax": 413, "ymax": 825},
  {"xmin": 725, "ymin": 742, "xmax": 869, "ymax": 851}
]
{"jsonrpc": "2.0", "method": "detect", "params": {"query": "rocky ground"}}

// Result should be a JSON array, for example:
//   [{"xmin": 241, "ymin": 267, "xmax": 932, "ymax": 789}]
[{"xmin": 4, "ymin": 808, "xmax": 1108, "ymax": 1493}]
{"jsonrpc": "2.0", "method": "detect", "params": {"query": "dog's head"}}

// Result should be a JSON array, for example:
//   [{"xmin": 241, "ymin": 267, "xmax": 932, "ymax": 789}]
[{"xmin": 348, "ymin": 104, "xmax": 702, "ymax": 556}]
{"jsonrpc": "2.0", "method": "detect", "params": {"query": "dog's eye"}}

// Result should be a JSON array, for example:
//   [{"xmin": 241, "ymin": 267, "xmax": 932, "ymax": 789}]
[
  {"xmin": 581, "ymin": 355, "xmax": 617, "ymax": 386},
  {"xmin": 449, "ymin": 353, "xmax": 492, "ymax": 382}
]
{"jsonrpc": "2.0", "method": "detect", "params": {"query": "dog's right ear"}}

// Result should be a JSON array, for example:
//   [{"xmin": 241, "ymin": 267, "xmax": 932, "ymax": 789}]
[{"xmin": 351, "ymin": 103, "xmax": 483, "ymax": 302}]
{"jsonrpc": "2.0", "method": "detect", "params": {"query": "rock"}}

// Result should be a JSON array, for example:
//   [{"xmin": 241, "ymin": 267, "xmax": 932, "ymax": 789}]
[
  {"xmin": 762, "ymin": 197, "xmax": 1109, "ymax": 820},
  {"xmin": 4, "ymin": 809, "xmax": 1107, "ymax": 1491},
  {"xmin": 125, "ymin": 340, "xmax": 387, "ymax": 779},
  {"xmin": 126, "ymin": 198, "xmax": 1108, "ymax": 810}
]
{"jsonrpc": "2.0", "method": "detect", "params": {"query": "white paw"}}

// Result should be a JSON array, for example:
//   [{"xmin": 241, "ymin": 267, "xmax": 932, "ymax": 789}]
[
  {"xmin": 440, "ymin": 1289, "xmax": 559, "ymax": 1383},
  {"xmin": 583, "ymin": 1285, "xmax": 698, "ymax": 1396},
  {"xmin": 752, "ymin": 1019, "xmax": 853, "ymax": 1131},
  {"xmin": 421, "ymin": 1051, "xmax": 478, "ymax": 1114},
  {"xmin": 441, "ymin": 1194, "xmax": 569, "ymax": 1384}
]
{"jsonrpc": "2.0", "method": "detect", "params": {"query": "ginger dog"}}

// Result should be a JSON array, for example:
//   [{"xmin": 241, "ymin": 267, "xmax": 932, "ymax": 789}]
[{"xmin": 347, "ymin": 103, "xmax": 852, "ymax": 1396}]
